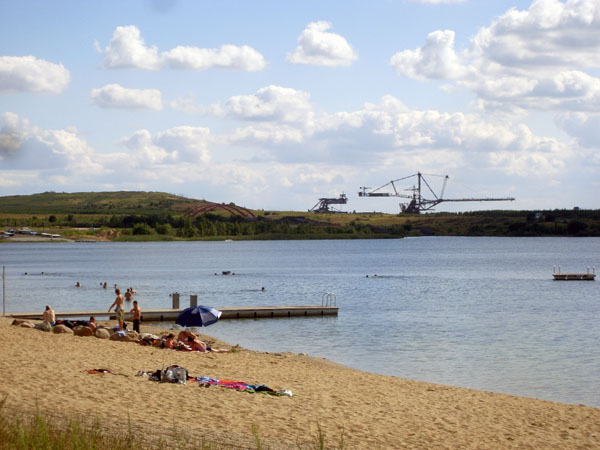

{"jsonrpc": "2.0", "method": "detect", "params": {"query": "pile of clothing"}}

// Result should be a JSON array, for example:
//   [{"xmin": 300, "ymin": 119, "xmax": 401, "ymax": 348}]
[
  {"xmin": 136, "ymin": 365, "xmax": 188, "ymax": 384},
  {"xmin": 194, "ymin": 376, "xmax": 292, "ymax": 396},
  {"xmin": 136, "ymin": 366, "xmax": 293, "ymax": 396}
]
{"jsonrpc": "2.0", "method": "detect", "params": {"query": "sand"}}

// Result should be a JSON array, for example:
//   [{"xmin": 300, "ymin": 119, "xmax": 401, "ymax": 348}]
[{"xmin": 1, "ymin": 317, "xmax": 598, "ymax": 449}]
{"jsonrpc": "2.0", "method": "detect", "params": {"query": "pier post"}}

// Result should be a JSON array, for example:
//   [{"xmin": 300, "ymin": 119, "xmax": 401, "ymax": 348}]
[
  {"xmin": 172, "ymin": 293, "xmax": 180, "ymax": 309},
  {"xmin": 190, "ymin": 294, "xmax": 197, "ymax": 307}
]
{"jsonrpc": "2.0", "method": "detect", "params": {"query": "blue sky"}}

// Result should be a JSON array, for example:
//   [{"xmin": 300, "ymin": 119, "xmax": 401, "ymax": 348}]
[{"xmin": 1, "ymin": 0, "xmax": 599, "ymax": 213}]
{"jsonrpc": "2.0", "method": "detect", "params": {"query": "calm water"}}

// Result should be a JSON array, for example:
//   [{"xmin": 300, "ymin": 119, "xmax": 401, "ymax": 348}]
[{"xmin": 1, "ymin": 238, "xmax": 599, "ymax": 407}]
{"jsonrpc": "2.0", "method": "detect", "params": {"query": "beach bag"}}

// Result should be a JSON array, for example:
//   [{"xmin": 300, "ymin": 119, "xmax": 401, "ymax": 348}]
[
  {"xmin": 172, "ymin": 367, "xmax": 188, "ymax": 384},
  {"xmin": 159, "ymin": 366, "xmax": 187, "ymax": 384},
  {"xmin": 160, "ymin": 368, "xmax": 175, "ymax": 383}
]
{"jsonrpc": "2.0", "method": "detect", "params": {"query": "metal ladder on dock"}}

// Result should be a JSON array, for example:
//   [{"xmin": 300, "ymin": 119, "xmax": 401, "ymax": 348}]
[{"xmin": 322, "ymin": 292, "xmax": 337, "ymax": 307}]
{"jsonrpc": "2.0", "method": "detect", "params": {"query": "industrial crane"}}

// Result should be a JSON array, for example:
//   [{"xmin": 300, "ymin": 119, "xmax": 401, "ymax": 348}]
[
  {"xmin": 358, "ymin": 172, "xmax": 515, "ymax": 213},
  {"xmin": 309, "ymin": 194, "xmax": 348, "ymax": 213}
]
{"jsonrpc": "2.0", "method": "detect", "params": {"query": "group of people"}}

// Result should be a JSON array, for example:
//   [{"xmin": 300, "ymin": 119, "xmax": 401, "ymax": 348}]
[
  {"xmin": 48, "ymin": 282, "xmax": 140, "ymax": 333},
  {"xmin": 43, "ymin": 302, "xmax": 228, "ymax": 354},
  {"xmin": 42, "ymin": 305, "xmax": 97, "ymax": 330},
  {"xmin": 108, "ymin": 287, "xmax": 141, "ymax": 332},
  {"xmin": 142, "ymin": 330, "xmax": 229, "ymax": 353}
]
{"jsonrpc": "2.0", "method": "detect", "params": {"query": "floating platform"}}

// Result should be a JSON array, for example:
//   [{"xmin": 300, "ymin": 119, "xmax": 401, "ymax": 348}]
[
  {"xmin": 552, "ymin": 273, "xmax": 596, "ymax": 281},
  {"xmin": 8, "ymin": 305, "xmax": 339, "ymax": 322}
]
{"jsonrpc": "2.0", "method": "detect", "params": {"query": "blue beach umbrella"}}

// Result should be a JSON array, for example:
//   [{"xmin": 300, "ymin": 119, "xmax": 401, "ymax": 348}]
[{"xmin": 176, "ymin": 305, "xmax": 222, "ymax": 328}]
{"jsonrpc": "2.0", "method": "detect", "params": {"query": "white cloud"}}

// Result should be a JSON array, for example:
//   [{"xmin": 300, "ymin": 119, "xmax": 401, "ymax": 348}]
[
  {"xmin": 315, "ymin": 99, "xmax": 544, "ymax": 156},
  {"xmin": 119, "ymin": 130, "xmax": 173, "ymax": 165},
  {"xmin": 0, "ymin": 112, "xmax": 30, "ymax": 157},
  {"xmin": 163, "ymin": 45, "xmax": 266, "ymax": 71},
  {"xmin": 390, "ymin": 30, "xmax": 466, "ymax": 80},
  {"xmin": 155, "ymin": 126, "xmax": 211, "ymax": 163},
  {"xmin": 226, "ymin": 85, "xmax": 314, "ymax": 125},
  {"xmin": 555, "ymin": 111, "xmax": 600, "ymax": 148},
  {"xmin": 391, "ymin": 1, "xmax": 600, "ymax": 113},
  {"xmin": 0, "ymin": 113, "xmax": 103, "ymax": 174},
  {"xmin": 488, "ymin": 151, "xmax": 566, "ymax": 176},
  {"xmin": 474, "ymin": 70, "xmax": 600, "ymax": 111},
  {"xmin": 37, "ymin": 127, "xmax": 104, "ymax": 174},
  {"xmin": 0, "ymin": 170, "xmax": 38, "ymax": 188},
  {"xmin": 287, "ymin": 21, "xmax": 358, "ymax": 67},
  {"xmin": 227, "ymin": 124, "xmax": 305, "ymax": 146},
  {"xmin": 0, "ymin": 56, "xmax": 70, "ymax": 94},
  {"xmin": 90, "ymin": 84, "xmax": 163, "ymax": 110},
  {"xmin": 170, "ymin": 96, "xmax": 225, "ymax": 116},
  {"xmin": 120, "ymin": 125, "xmax": 211, "ymax": 166},
  {"xmin": 470, "ymin": 0, "xmax": 600, "ymax": 74},
  {"xmin": 98, "ymin": 25, "xmax": 163, "ymax": 70},
  {"xmin": 97, "ymin": 25, "xmax": 266, "ymax": 72},
  {"xmin": 218, "ymin": 91, "xmax": 572, "ymax": 176}
]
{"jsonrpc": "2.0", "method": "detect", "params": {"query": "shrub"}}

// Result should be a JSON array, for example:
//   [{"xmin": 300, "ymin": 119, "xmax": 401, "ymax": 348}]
[{"xmin": 132, "ymin": 223, "xmax": 154, "ymax": 235}]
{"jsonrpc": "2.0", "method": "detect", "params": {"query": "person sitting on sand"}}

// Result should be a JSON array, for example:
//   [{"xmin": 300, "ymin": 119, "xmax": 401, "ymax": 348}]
[
  {"xmin": 163, "ymin": 334, "xmax": 176, "ymax": 349},
  {"xmin": 42, "ymin": 305, "xmax": 55, "ymax": 326},
  {"xmin": 176, "ymin": 330, "xmax": 196, "ymax": 342},
  {"xmin": 108, "ymin": 288, "xmax": 125, "ymax": 330},
  {"xmin": 88, "ymin": 316, "xmax": 97, "ymax": 331}
]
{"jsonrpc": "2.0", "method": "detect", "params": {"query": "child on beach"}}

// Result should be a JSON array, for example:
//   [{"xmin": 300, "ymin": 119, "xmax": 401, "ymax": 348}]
[{"xmin": 130, "ymin": 300, "xmax": 141, "ymax": 333}]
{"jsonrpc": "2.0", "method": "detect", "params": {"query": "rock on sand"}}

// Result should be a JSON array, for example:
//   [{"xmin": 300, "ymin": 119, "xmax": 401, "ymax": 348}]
[{"xmin": 94, "ymin": 328, "xmax": 110, "ymax": 339}]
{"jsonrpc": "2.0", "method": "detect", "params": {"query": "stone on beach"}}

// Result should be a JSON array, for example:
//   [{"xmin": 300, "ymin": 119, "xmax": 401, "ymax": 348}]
[
  {"xmin": 52, "ymin": 324, "xmax": 73, "ymax": 334},
  {"xmin": 94, "ymin": 328, "xmax": 110, "ymax": 339},
  {"xmin": 35, "ymin": 322, "xmax": 52, "ymax": 332},
  {"xmin": 73, "ymin": 325, "xmax": 94, "ymax": 337}
]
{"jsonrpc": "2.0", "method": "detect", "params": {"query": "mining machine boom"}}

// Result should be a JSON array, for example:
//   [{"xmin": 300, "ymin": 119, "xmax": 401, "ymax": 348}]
[
  {"xmin": 310, "ymin": 194, "xmax": 348, "ymax": 213},
  {"xmin": 358, "ymin": 172, "xmax": 515, "ymax": 213}
]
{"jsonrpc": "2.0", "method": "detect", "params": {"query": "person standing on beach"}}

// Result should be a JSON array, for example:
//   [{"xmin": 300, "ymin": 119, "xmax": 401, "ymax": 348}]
[
  {"xmin": 108, "ymin": 288, "xmax": 124, "ymax": 330},
  {"xmin": 130, "ymin": 300, "xmax": 141, "ymax": 333}
]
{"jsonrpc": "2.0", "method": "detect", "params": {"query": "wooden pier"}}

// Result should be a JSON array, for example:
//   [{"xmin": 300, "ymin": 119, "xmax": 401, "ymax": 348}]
[
  {"xmin": 552, "ymin": 266, "xmax": 596, "ymax": 281},
  {"xmin": 552, "ymin": 273, "xmax": 596, "ymax": 281},
  {"xmin": 9, "ymin": 305, "xmax": 339, "ymax": 322}
]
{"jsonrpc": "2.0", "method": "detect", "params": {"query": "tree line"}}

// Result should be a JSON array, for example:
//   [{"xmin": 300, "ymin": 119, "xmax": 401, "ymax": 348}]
[{"xmin": 1, "ymin": 210, "xmax": 599, "ymax": 238}]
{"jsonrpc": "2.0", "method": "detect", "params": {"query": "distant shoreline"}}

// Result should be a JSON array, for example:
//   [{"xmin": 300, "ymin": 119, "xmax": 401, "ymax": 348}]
[{"xmin": 1, "ymin": 235, "xmax": 73, "ymax": 242}]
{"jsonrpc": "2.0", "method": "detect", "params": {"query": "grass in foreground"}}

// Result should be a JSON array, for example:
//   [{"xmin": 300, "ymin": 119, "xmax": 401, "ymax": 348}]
[{"xmin": 0, "ymin": 399, "xmax": 345, "ymax": 450}]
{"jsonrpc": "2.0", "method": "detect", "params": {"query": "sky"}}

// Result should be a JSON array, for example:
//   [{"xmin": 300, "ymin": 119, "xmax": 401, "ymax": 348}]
[{"xmin": 1, "ymin": 0, "xmax": 599, "ymax": 213}]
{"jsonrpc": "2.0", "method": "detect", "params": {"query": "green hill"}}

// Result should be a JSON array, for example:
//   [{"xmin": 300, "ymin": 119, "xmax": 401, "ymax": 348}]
[{"xmin": 0, "ymin": 191, "xmax": 203, "ymax": 215}]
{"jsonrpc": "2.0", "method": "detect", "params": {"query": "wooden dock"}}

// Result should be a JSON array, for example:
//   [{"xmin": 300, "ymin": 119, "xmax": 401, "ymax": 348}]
[
  {"xmin": 9, "ymin": 305, "xmax": 339, "ymax": 322},
  {"xmin": 552, "ymin": 273, "xmax": 596, "ymax": 281}
]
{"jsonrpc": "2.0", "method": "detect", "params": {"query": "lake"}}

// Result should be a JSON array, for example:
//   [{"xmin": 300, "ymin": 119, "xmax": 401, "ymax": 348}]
[{"xmin": 1, "ymin": 237, "xmax": 599, "ymax": 407}]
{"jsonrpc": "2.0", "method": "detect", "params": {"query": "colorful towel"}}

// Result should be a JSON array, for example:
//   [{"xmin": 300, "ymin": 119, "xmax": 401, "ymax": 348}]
[
  {"xmin": 193, "ymin": 376, "xmax": 291, "ymax": 395},
  {"xmin": 87, "ymin": 368, "xmax": 111, "ymax": 374}
]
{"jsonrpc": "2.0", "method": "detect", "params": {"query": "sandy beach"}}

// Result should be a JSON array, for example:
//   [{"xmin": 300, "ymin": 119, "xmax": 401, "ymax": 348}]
[{"xmin": 1, "ymin": 316, "xmax": 598, "ymax": 449}]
